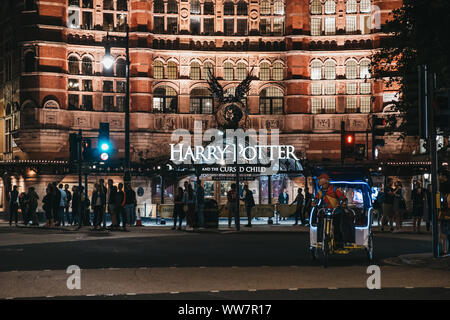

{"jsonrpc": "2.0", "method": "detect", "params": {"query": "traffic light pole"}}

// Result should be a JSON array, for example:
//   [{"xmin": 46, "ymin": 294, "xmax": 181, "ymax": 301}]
[{"xmin": 341, "ymin": 121, "xmax": 345, "ymax": 166}]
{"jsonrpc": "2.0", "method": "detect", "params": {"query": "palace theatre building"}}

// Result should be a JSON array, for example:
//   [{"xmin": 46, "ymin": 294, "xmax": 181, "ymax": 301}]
[{"xmin": 0, "ymin": 0, "xmax": 418, "ymax": 214}]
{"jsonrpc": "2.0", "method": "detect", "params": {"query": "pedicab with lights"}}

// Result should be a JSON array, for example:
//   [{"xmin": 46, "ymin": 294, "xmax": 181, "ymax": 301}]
[{"xmin": 309, "ymin": 168, "xmax": 375, "ymax": 267}]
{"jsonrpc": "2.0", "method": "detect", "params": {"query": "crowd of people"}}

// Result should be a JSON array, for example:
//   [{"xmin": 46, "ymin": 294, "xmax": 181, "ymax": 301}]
[{"xmin": 9, "ymin": 179, "xmax": 137, "ymax": 231}]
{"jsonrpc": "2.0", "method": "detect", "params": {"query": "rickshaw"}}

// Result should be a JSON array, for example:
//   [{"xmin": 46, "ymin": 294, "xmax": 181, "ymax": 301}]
[{"xmin": 309, "ymin": 168, "xmax": 375, "ymax": 267}]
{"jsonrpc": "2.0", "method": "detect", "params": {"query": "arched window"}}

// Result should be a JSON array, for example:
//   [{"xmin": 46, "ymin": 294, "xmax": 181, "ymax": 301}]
[
  {"xmin": 190, "ymin": 87, "xmax": 213, "ymax": 114},
  {"xmin": 274, "ymin": 0, "xmax": 284, "ymax": 15},
  {"xmin": 81, "ymin": 56, "xmax": 93, "ymax": 75},
  {"xmin": 116, "ymin": 58, "xmax": 126, "ymax": 77},
  {"xmin": 259, "ymin": 62, "xmax": 270, "ymax": 81},
  {"xmin": 260, "ymin": 87, "xmax": 284, "ymax": 115},
  {"xmin": 167, "ymin": 0, "xmax": 178, "ymax": 14},
  {"xmin": 190, "ymin": 62, "xmax": 201, "ymax": 80},
  {"xmin": 346, "ymin": 0, "xmax": 357, "ymax": 13},
  {"xmin": 345, "ymin": 60, "xmax": 358, "ymax": 79},
  {"xmin": 223, "ymin": 62, "xmax": 234, "ymax": 81},
  {"xmin": 202, "ymin": 62, "xmax": 214, "ymax": 80},
  {"xmin": 191, "ymin": 0, "xmax": 201, "ymax": 14},
  {"xmin": 224, "ymin": 1, "xmax": 234, "ymax": 15},
  {"xmin": 310, "ymin": 60, "xmax": 322, "ymax": 80},
  {"xmin": 237, "ymin": 1, "xmax": 248, "ymax": 15},
  {"xmin": 153, "ymin": 86, "xmax": 178, "ymax": 113},
  {"xmin": 153, "ymin": 61, "xmax": 164, "ymax": 79},
  {"xmin": 236, "ymin": 62, "xmax": 247, "ymax": 81},
  {"xmin": 310, "ymin": 0, "xmax": 322, "ymax": 14},
  {"xmin": 68, "ymin": 56, "xmax": 80, "ymax": 74},
  {"xmin": 324, "ymin": 60, "xmax": 336, "ymax": 80},
  {"xmin": 204, "ymin": 1, "xmax": 214, "ymax": 15},
  {"xmin": 273, "ymin": 62, "xmax": 284, "ymax": 81},
  {"xmin": 360, "ymin": 0, "xmax": 371, "ymax": 13},
  {"xmin": 154, "ymin": 0, "xmax": 164, "ymax": 13},
  {"xmin": 24, "ymin": 51, "xmax": 35, "ymax": 72},
  {"xmin": 260, "ymin": 0, "xmax": 271, "ymax": 15},
  {"xmin": 167, "ymin": 61, "xmax": 178, "ymax": 79},
  {"xmin": 324, "ymin": 0, "xmax": 336, "ymax": 14},
  {"xmin": 360, "ymin": 59, "xmax": 371, "ymax": 79}
]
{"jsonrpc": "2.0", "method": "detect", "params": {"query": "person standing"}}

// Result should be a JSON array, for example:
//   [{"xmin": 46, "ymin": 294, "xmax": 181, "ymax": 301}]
[
  {"xmin": 42, "ymin": 186, "xmax": 54, "ymax": 227},
  {"xmin": 412, "ymin": 181, "xmax": 426, "ymax": 233},
  {"xmin": 64, "ymin": 184, "xmax": 72, "ymax": 225},
  {"xmin": 303, "ymin": 188, "xmax": 312, "ymax": 226},
  {"xmin": 116, "ymin": 183, "xmax": 127, "ymax": 230},
  {"xmin": 291, "ymin": 188, "xmax": 305, "ymax": 225},
  {"xmin": 99, "ymin": 179, "xmax": 107, "ymax": 228},
  {"xmin": 227, "ymin": 183, "xmax": 239, "ymax": 231},
  {"xmin": 172, "ymin": 187, "xmax": 185, "ymax": 230},
  {"xmin": 106, "ymin": 179, "xmax": 115, "ymax": 228},
  {"xmin": 382, "ymin": 179, "xmax": 395, "ymax": 232},
  {"xmin": 374, "ymin": 188, "xmax": 385, "ymax": 226},
  {"xmin": 58, "ymin": 184, "xmax": 67, "ymax": 226},
  {"xmin": 92, "ymin": 183, "xmax": 106, "ymax": 230},
  {"xmin": 183, "ymin": 183, "xmax": 195, "ymax": 231},
  {"xmin": 243, "ymin": 185, "xmax": 255, "ymax": 228},
  {"xmin": 278, "ymin": 187, "xmax": 289, "ymax": 221},
  {"xmin": 27, "ymin": 187, "xmax": 39, "ymax": 226},
  {"xmin": 392, "ymin": 182, "xmax": 404, "ymax": 232},
  {"xmin": 52, "ymin": 183, "xmax": 61, "ymax": 226},
  {"xmin": 108, "ymin": 185, "xmax": 118, "ymax": 230},
  {"xmin": 71, "ymin": 186, "xmax": 80, "ymax": 226},
  {"xmin": 124, "ymin": 183, "xmax": 137, "ymax": 227},
  {"xmin": 19, "ymin": 191, "xmax": 29, "ymax": 225},
  {"xmin": 9, "ymin": 186, "xmax": 19, "ymax": 227},
  {"xmin": 196, "ymin": 180, "xmax": 205, "ymax": 229}
]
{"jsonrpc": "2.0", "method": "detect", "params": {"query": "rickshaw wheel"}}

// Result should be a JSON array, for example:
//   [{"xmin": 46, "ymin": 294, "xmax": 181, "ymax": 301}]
[{"xmin": 366, "ymin": 233, "xmax": 374, "ymax": 262}]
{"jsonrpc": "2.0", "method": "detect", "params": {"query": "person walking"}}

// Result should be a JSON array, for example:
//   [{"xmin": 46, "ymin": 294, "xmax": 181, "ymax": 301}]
[
  {"xmin": 227, "ymin": 183, "xmax": 239, "ymax": 231},
  {"xmin": 42, "ymin": 185, "xmax": 54, "ymax": 227},
  {"xmin": 116, "ymin": 183, "xmax": 127, "ymax": 230},
  {"xmin": 124, "ymin": 183, "xmax": 137, "ymax": 227},
  {"xmin": 9, "ymin": 186, "xmax": 19, "ymax": 227},
  {"xmin": 412, "ymin": 181, "xmax": 426, "ymax": 233},
  {"xmin": 291, "ymin": 188, "xmax": 305, "ymax": 225},
  {"xmin": 71, "ymin": 186, "xmax": 81, "ymax": 226},
  {"xmin": 243, "ymin": 185, "xmax": 255, "ymax": 227},
  {"xmin": 196, "ymin": 180, "xmax": 205, "ymax": 229},
  {"xmin": 27, "ymin": 187, "xmax": 40, "ymax": 226},
  {"xmin": 19, "ymin": 191, "xmax": 29, "ymax": 225},
  {"xmin": 183, "ymin": 182, "xmax": 196, "ymax": 231},
  {"xmin": 381, "ymin": 179, "xmax": 395, "ymax": 232},
  {"xmin": 92, "ymin": 183, "xmax": 106, "ymax": 230},
  {"xmin": 172, "ymin": 187, "xmax": 185, "ymax": 230},
  {"xmin": 64, "ymin": 184, "xmax": 72, "ymax": 225}
]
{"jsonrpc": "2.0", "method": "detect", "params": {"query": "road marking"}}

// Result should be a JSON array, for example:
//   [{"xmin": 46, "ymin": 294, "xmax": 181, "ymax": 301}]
[
  {"xmin": 170, "ymin": 292, "xmax": 179, "ymax": 294},
  {"xmin": 248, "ymin": 289, "xmax": 257, "ymax": 292},
  {"xmin": 288, "ymin": 288, "xmax": 298, "ymax": 291},
  {"xmin": 46, "ymin": 296, "xmax": 54, "ymax": 298},
  {"xmin": 210, "ymin": 290, "xmax": 220, "ymax": 293},
  {"xmin": 5, "ymin": 297, "xmax": 14, "ymax": 300},
  {"xmin": 126, "ymin": 293, "xmax": 137, "ymax": 296},
  {"xmin": 86, "ymin": 294, "xmax": 97, "ymax": 297},
  {"xmin": 328, "ymin": 287, "xmax": 338, "ymax": 290}
]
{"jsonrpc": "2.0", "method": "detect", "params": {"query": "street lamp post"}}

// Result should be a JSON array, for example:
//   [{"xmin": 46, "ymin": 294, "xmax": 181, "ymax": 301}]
[{"xmin": 102, "ymin": 23, "xmax": 131, "ymax": 184}]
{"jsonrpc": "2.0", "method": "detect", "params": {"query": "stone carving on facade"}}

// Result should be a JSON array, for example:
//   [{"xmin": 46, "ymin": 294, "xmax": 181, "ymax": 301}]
[
  {"xmin": 314, "ymin": 117, "xmax": 332, "ymax": 130},
  {"xmin": 265, "ymin": 119, "xmax": 283, "ymax": 130}
]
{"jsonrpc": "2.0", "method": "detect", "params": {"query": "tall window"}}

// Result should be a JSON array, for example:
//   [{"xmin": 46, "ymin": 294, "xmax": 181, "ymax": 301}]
[
  {"xmin": 346, "ymin": 60, "xmax": 358, "ymax": 79},
  {"xmin": 346, "ymin": 16, "xmax": 357, "ymax": 34},
  {"xmin": 190, "ymin": 87, "xmax": 213, "ymax": 114},
  {"xmin": 167, "ymin": 0, "xmax": 178, "ymax": 14},
  {"xmin": 153, "ymin": 86, "xmax": 178, "ymax": 113},
  {"xmin": 167, "ymin": 61, "xmax": 178, "ymax": 79},
  {"xmin": 153, "ymin": 61, "xmax": 164, "ymax": 79},
  {"xmin": 260, "ymin": 62, "xmax": 270, "ymax": 81},
  {"xmin": 346, "ymin": 83, "xmax": 357, "ymax": 95},
  {"xmin": 237, "ymin": 1, "xmax": 247, "ymax": 15},
  {"xmin": 346, "ymin": 97, "xmax": 358, "ymax": 113},
  {"xmin": 116, "ymin": 58, "xmax": 126, "ymax": 77},
  {"xmin": 325, "ymin": 83, "xmax": 335, "ymax": 95},
  {"xmin": 360, "ymin": 60, "xmax": 371, "ymax": 79},
  {"xmin": 204, "ymin": 1, "xmax": 214, "ymax": 15},
  {"xmin": 325, "ymin": 17, "xmax": 335, "ymax": 35},
  {"xmin": 81, "ymin": 56, "xmax": 93, "ymax": 75},
  {"xmin": 224, "ymin": 18, "xmax": 234, "ymax": 35},
  {"xmin": 346, "ymin": 0, "xmax": 357, "ymax": 13},
  {"xmin": 191, "ymin": 0, "xmax": 201, "ymax": 14},
  {"xmin": 154, "ymin": 0, "xmax": 164, "ymax": 13},
  {"xmin": 260, "ymin": 0, "xmax": 271, "ymax": 15},
  {"xmin": 324, "ymin": 98, "xmax": 335, "ymax": 113},
  {"xmin": 223, "ymin": 62, "xmax": 234, "ymax": 81},
  {"xmin": 311, "ymin": 83, "xmax": 322, "ymax": 96},
  {"xmin": 310, "ymin": 0, "xmax": 322, "ymax": 15},
  {"xmin": 68, "ymin": 56, "xmax": 80, "ymax": 74},
  {"xmin": 274, "ymin": 0, "xmax": 284, "ymax": 15},
  {"xmin": 324, "ymin": 60, "xmax": 336, "ymax": 80},
  {"xmin": 273, "ymin": 62, "xmax": 284, "ymax": 81},
  {"xmin": 311, "ymin": 98, "xmax": 322, "ymax": 114},
  {"xmin": 311, "ymin": 17, "xmax": 322, "ymax": 36},
  {"xmin": 224, "ymin": 1, "xmax": 234, "ymax": 15},
  {"xmin": 360, "ymin": 96, "xmax": 371, "ymax": 113},
  {"xmin": 360, "ymin": 82, "xmax": 371, "ymax": 94},
  {"xmin": 190, "ymin": 62, "xmax": 201, "ymax": 80},
  {"xmin": 236, "ymin": 63, "xmax": 247, "ymax": 81},
  {"xmin": 260, "ymin": 87, "xmax": 284, "ymax": 115},
  {"xmin": 324, "ymin": 0, "xmax": 336, "ymax": 14},
  {"xmin": 310, "ymin": 60, "xmax": 322, "ymax": 80},
  {"xmin": 203, "ymin": 62, "xmax": 214, "ymax": 80},
  {"xmin": 360, "ymin": 0, "xmax": 371, "ymax": 13}
]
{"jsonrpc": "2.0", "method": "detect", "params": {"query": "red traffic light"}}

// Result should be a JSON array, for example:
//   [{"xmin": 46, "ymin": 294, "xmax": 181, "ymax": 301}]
[{"xmin": 345, "ymin": 134, "xmax": 354, "ymax": 144}]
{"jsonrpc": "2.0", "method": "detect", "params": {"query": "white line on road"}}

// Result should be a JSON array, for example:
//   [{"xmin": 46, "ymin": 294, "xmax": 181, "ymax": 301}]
[
  {"xmin": 86, "ymin": 294, "xmax": 97, "ymax": 297},
  {"xmin": 126, "ymin": 293, "xmax": 137, "ymax": 296},
  {"xmin": 288, "ymin": 288, "xmax": 298, "ymax": 291},
  {"xmin": 328, "ymin": 287, "xmax": 338, "ymax": 290},
  {"xmin": 210, "ymin": 290, "xmax": 220, "ymax": 293},
  {"xmin": 170, "ymin": 292, "xmax": 179, "ymax": 294},
  {"xmin": 248, "ymin": 289, "xmax": 257, "ymax": 292}
]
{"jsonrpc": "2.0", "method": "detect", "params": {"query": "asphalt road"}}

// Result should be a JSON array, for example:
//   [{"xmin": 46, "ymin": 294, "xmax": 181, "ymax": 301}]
[{"xmin": 0, "ymin": 229, "xmax": 432, "ymax": 272}]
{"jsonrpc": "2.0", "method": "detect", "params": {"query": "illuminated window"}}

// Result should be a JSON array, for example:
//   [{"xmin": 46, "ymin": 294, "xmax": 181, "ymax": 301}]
[
  {"xmin": 153, "ymin": 86, "xmax": 178, "ymax": 113},
  {"xmin": 346, "ymin": 60, "xmax": 358, "ymax": 79},
  {"xmin": 346, "ymin": 16, "xmax": 357, "ymax": 34},
  {"xmin": 202, "ymin": 62, "xmax": 214, "ymax": 80},
  {"xmin": 236, "ymin": 63, "xmax": 247, "ymax": 81},
  {"xmin": 346, "ymin": 0, "xmax": 357, "ymax": 13},
  {"xmin": 190, "ymin": 87, "xmax": 213, "ymax": 114},
  {"xmin": 167, "ymin": 61, "xmax": 178, "ymax": 79},
  {"xmin": 273, "ymin": 18, "xmax": 284, "ymax": 36},
  {"xmin": 273, "ymin": 62, "xmax": 284, "ymax": 81},
  {"xmin": 68, "ymin": 56, "xmax": 80, "ymax": 74},
  {"xmin": 153, "ymin": 61, "xmax": 164, "ymax": 79},
  {"xmin": 310, "ymin": 0, "xmax": 322, "ymax": 15},
  {"xmin": 237, "ymin": 1, "xmax": 247, "ymax": 15},
  {"xmin": 310, "ymin": 60, "xmax": 322, "ymax": 80},
  {"xmin": 324, "ymin": 0, "xmax": 336, "ymax": 14},
  {"xmin": 116, "ymin": 13, "xmax": 127, "ymax": 32},
  {"xmin": 360, "ymin": 82, "xmax": 372, "ymax": 94},
  {"xmin": 224, "ymin": 1, "xmax": 234, "ymax": 15},
  {"xmin": 346, "ymin": 97, "xmax": 358, "ymax": 113},
  {"xmin": 260, "ymin": 0, "xmax": 271, "ymax": 15},
  {"xmin": 311, "ymin": 98, "xmax": 322, "ymax": 114},
  {"xmin": 223, "ymin": 62, "xmax": 234, "ymax": 81},
  {"xmin": 311, "ymin": 18, "xmax": 322, "ymax": 36},
  {"xmin": 191, "ymin": 17, "xmax": 201, "ymax": 34},
  {"xmin": 346, "ymin": 83, "xmax": 357, "ymax": 95},
  {"xmin": 311, "ymin": 83, "xmax": 322, "ymax": 96},
  {"xmin": 360, "ymin": 0, "xmax": 371, "ymax": 13},
  {"xmin": 360, "ymin": 96, "xmax": 371, "ymax": 113},
  {"xmin": 191, "ymin": 0, "xmax": 201, "ymax": 14},
  {"xmin": 68, "ymin": 79, "xmax": 79, "ymax": 91},
  {"xmin": 325, "ymin": 83, "xmax": 335, "ymax": 95},
  {"xmin": 260, "ymin": 62, "xmax": 270, "ymax": 81},
  {"xmin": 260, "ymin": 87, "xmax": 284, "ymax": 115},
  {"xmin": 190, "ymin": 62, "xmax": 201, "ymax": 80},
  {"xmin": 324, "ymin": 60, "xmax": 336, "ymax": 80},
  {"xmin": 324, "ymin": 98, "xmax": 335, "ymax": 113},
  {"xmin": 325, "ymin": 17, "xmax": 335, "ymax": 35},
  {"xmin": 274, "ymin": 0, "xmax": 284, "ymax": 15},
  {"xmin": 360, "ymin": 59, "xmax": 371, "ymax": 79},
  {"xmin": 260, "ymin": 18, "xmax": 271, "ymax": 35}
]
